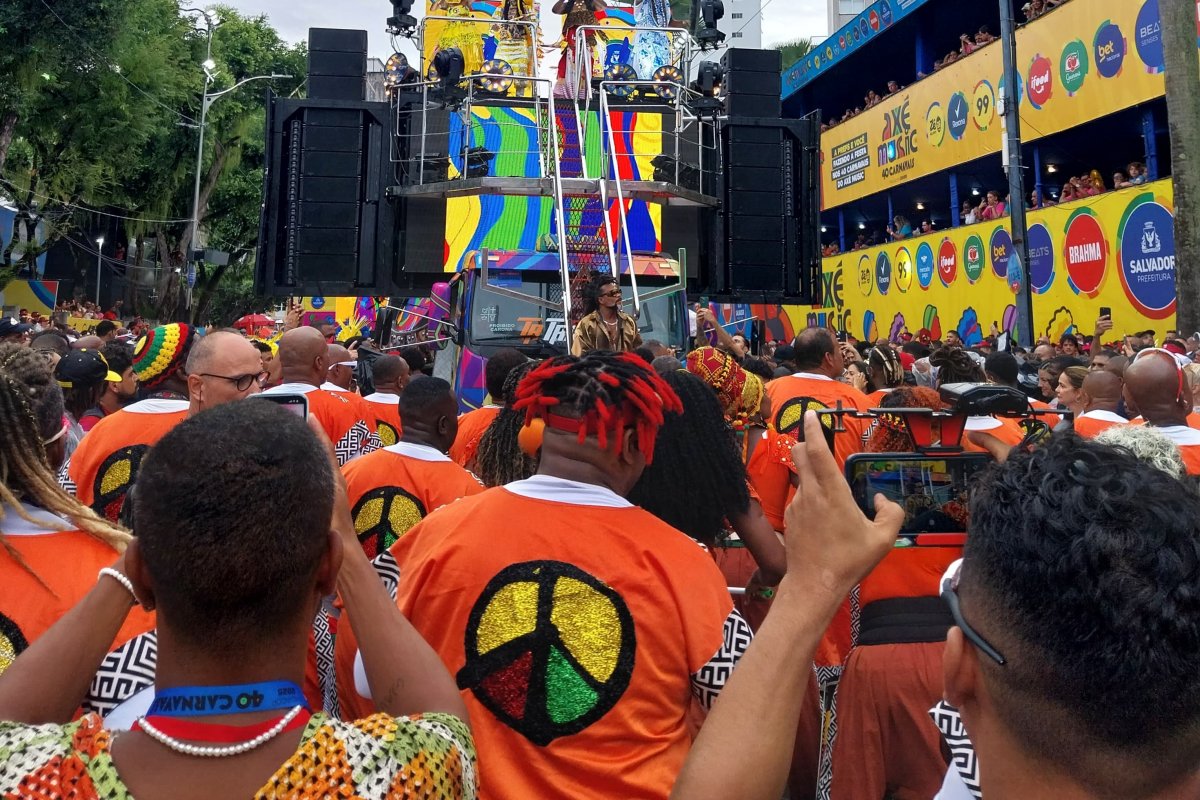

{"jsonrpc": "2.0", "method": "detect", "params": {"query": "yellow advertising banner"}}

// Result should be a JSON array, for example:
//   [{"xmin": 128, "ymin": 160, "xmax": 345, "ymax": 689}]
[
  {"xmin": 741, "ymin": 180, "xmax": 1177, "ymax": 347},
  {"xmin": 821, "ymin": 0, "xmax": 1187, "ymax": 208}
]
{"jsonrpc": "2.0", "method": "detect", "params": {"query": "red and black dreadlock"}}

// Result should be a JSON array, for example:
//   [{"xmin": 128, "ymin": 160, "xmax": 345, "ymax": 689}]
[{"xmin": 513, "ymin": 352, "xmax": 683, "ymax": 463}]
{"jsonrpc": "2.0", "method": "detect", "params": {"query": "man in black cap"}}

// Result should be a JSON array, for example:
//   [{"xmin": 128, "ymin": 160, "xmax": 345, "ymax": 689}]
[{"xmin": 0, "ymin": 317, "xmax": 32, "ymax": 345}]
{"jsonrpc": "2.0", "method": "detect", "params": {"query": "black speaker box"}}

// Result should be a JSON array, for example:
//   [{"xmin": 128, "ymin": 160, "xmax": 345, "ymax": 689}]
[
  {"xmin": 309, "ymin": 28, "xmax": 368, "ymax": 54},
  {"xmin": 730, "ymin": 265, "xmax": 785, "ymax": 291},
  {"xmin": 308, "ymin": 50, "xmax": 367, "ymax": 77},
  {"xmin": 727, "ymin": 214, "xmax": 786, "ymax": 241},
  {"xmin": 257, "ymin": 96, "xmax": 395, "ymax": 297},
  {"xmin": 725, "ymin": 94, "xmax": 782, "ymax": 121},
  {"xmin": 309, "ymin": 75, "xmax": 365, "ymax": 102},
  {"xmin": 720, "ymin": 48, "xmax": 782, "ymax": 74}
]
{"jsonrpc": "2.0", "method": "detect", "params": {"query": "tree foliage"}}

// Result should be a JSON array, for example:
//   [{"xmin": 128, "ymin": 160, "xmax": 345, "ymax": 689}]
[
  {"xmin": 774, "ymin": 38, "xmax": 813, "ymax": 70},
  {"xmin": 0, "ymin": 1, "xmax": 303, "ymax": 324}
]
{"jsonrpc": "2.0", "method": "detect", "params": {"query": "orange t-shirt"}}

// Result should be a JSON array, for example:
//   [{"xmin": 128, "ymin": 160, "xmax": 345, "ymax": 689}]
[
  {"xmin": 362, "ymin": 392, "xmax": 404, "ymax": 447},
  {"xmin": 744, "ymin": 427, "xmax": 798, "ymax": 532},
  {"xmin": 0, "ymin": 506, "xmax": 155, "ymax": 675},
  {"xmin": 858, "ymin": 546, "xmax": 962, "ymax": 608},
  {"xmin": 450, "ymin": 406, "xmax": 502, "ymax": 468},
  {"xmin": 264, "ymin": 384, "xmax": 379, "ymax": 466},
  {"xmin": 766, "ymin": 374, "xmax": 868, "ymax": 468},
  {"xmin": 1073, "ymin": 410, "xmax": 1128, "ymax": 439},
  {"xmin": 961, "ymin": 415, "xmax": 1026, "ymax": 454},
  {"xmin": 342, "ymin": 442, "xmax": 484, "ymax": 558},
  {"xmin": 60, "ymin": 398, "xmax": 190, "ymax": 523},
  {"xmin": 336, "ymin": 477, "xmax": 737, "ymax": 800}
]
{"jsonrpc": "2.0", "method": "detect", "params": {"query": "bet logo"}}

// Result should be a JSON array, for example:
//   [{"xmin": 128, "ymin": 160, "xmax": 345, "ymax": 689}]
[
  {"xmin": 0, "ymin": 612, "xmax": 29, "ymax": 673},
  {"xmin": 351, "ymin": 487, "xmax": 427, "ymax": 559},
  {"xmin": 456, "ymin": 561, "xmax": 636, "ymax": 746},
  {"xmin": 92, "ymin": 445, "xmax": 151, "ymax": 523}
]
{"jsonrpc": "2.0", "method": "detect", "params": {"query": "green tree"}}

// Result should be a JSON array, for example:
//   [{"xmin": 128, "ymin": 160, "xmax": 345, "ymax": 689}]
[
  {"xmin": 1162, "ymin": 0, "xmax": 1200, "ymax": 331},
  {"xmin": 774, "ymin": 37, "xmax": 813, "ymax": 70},
  {"xmin": 0, "ymin": 0, "xmax": 195, "ymax": 286}
]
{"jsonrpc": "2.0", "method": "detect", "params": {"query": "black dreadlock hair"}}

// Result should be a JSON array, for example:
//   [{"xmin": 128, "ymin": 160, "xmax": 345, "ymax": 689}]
[
  {"xmin": 513, "ymin": 351, "xmax": 682, "ymax": 463},
  {"xmin": 930, "ymin": 345, "xmax": 986, "ymax": 385},
  {"xmin": 475, "ymin": 360, "xmax": 540, "ymax": 487},
  {"xmin": 741, "ymin": 356, "xmax": 776, "ymax": 383},
  {"xmin": 628, "ymin": 370, "xmax": 752, "ymax": 546},
  {"xmin": 0, "ymin": 344, "xmax": 129, "ymax": 585},
  {"xmin": 868, "ymin": 344, "xmax": 904, "ymax": 389},
  {"xmin": 580, "ymin": 274, "xmax": 619, "ymax": 317}
]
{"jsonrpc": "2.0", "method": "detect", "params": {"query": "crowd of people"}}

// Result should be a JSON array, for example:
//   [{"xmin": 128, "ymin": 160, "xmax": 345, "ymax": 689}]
[{"xmin": 2, "ymin": 272, "xmax": 1200, "ymax": 800}]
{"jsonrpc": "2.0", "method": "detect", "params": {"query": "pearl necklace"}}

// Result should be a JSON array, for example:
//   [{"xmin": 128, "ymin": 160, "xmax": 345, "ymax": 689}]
[{"xmin": 136, "ymin": 704, "xmax": 305, "ymax": 758}]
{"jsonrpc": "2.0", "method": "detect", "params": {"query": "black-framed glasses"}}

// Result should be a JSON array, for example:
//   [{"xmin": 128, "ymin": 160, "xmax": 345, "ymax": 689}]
[
  {"xmin": 601, "ymin": 290, "xmax": 622, "ymax": 299},
  {"xmin": 197, "ymin": 371, "xmax": 267, "ymax": 392},
  {"xmin": 941, "ymin": 560, "xmax": 1006, "ymax": 665}
]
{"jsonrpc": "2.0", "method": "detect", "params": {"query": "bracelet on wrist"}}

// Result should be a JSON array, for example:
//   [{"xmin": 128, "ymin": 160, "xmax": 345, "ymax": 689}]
[{"xmin": 98, "ymin": 567, "xmax": 140, "ymax": 605}]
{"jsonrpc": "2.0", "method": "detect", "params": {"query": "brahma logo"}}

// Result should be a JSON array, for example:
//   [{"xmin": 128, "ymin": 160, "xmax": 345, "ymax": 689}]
[
  {"xmin": 1028, "ymin": 54, "xmax": 1053, "ymax": 109},
  {"xmin": 1063, "ymin": 210, "xmax": 1108, "ymax": 296}
]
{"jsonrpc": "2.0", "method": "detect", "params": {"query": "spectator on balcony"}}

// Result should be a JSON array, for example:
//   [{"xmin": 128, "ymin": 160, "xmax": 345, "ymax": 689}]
[
  {"xmin": 961, "ymin": 200, "xmax": 978, "ymax": 226},
  {"xmin": 887, "ymin": 216, "xmax": 913, "ymax": 241},
  {"xmin": 1128, "ymin": 161, "xmax": 1148, "ymax": 185},
  {"xmin": 974, "ymin": 25, "xmax": 996, "ymax": 45},
  {"xmin": 977, "ymin": 191, "xmax": 1006, "ymax": 221}
]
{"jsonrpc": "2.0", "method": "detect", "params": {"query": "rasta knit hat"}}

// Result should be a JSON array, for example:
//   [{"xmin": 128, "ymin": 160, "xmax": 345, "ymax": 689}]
[{"xmin": 133, "ymin": 323, "xmax": 195, "ymax": 388}]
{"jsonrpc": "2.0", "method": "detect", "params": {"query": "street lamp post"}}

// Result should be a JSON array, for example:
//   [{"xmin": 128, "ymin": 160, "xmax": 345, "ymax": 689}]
[
  {"xmin": 182, "ymin": 7, "xmax": 289, "ymax": 310},
  {"xmin": 95, "ymin": 236, "xmax": 105, "ymax": 306}
]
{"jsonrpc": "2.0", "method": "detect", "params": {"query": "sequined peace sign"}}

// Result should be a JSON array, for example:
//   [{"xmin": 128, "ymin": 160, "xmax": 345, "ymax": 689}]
[
  {"xmin": 456, "ymin": 561, "xmax": 636, "ymax": 746},
  {"xmin": 376, "ymin": 421, "xmax": 401, "ymax": 448},
  {"xmin": 775, "ymin": 397, "xmax": 837, "ymax": 452},
  {"xmin": 351, "ymin": 486, "xmax": 427, "ymax": 559},
  {"xmin": 0, "ymin": 611, "xmax": 29, "ymax": 673},
  {"xmin": 91, "ymin": 445, "xmax": 151, "ymax": 524}
]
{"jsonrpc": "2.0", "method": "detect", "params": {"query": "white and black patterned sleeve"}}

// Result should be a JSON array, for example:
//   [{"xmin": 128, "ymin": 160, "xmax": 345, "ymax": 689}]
[{"xmin": 690, "ymin": 608, "xmax": 753, "ymax": 709}]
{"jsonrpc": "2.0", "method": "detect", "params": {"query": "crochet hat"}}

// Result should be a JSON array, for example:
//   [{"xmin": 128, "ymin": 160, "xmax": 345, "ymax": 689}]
[
  {"xmin": 686, "ymin": 346, "xmax": 764, "ymax": 428},
  {"xmin": 133, "ymin": 323, "xmax": 195, "ymax": 388}
]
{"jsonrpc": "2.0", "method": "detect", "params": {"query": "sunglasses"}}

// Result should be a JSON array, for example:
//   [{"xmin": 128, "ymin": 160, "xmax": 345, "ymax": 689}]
[{"xmin": 941, "ymin": 559, "xmax": 1006, "ymax": 666}]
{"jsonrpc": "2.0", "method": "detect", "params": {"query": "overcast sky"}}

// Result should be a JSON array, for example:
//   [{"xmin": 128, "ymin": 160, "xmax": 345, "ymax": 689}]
[{"xmin": 224, "ymin": 0, "xmax": 829, "ymax": 62}]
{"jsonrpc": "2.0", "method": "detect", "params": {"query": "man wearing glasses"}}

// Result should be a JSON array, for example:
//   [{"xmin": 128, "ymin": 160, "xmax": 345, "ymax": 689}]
[
  {"xmin": 932, "ymin": 435, "xmax": 1200, "ymax": 800},
  {"xmin": 571, "ymin": 275, "xmax": 642, "ymax": 356},
  {"xmin": 59, "ymin": 327, "xmax": 263, "ymax": 523}
]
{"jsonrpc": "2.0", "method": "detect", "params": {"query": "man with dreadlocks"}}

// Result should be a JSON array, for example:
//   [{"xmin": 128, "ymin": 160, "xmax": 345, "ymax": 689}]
[
  {"xmin": 0, "ymin": 344, "xmax": 155, "ymax": 678},
  {"xmin": 336, "ymin": 352, "xmax": 750, "ymax": 800},
  {"xmin": 342, "ymin": 377, "xmax": 484, "ymax": 559},
  {"xmin": 58, "ymin": 323, "xmax": 197, "ymax": 523}
]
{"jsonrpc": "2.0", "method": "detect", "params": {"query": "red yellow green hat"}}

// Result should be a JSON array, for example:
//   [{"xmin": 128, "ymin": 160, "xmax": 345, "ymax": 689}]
[{"xmin": 133, "ymin": 323, "xmax": 195, "ymax": 388}]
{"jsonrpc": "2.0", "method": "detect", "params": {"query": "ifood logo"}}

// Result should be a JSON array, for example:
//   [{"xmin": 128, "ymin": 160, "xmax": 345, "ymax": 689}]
[{"xmin": 1028, "ymin": 54, "xmax": 1053, "ymax": 109}]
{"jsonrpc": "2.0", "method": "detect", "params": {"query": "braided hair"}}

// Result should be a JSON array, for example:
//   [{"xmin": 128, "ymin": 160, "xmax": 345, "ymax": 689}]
[
  {"xmin": 513, "ymin": 351, "xmax": 682, "ymax": 464},
  {"xmin": 867, "ymin": 386, "xmax": 946, "ymax": 453},
  {"xmin": 627, "ymin": 370, "xmax": 751, "ymax": 546},
  {"xmin": 930, "ymin": 345, "xmax": 986, "ymax": 386},
  {"xmin": 0, "ymin": 344, "xmax": 130, "ymax": 584},
  {"xmin": 475, "ymin": 360, "xmax": 540, "ymax": 487},
  {"xmin": 868, "ymin": 345, "xmax": 903, "ymax": 389}
]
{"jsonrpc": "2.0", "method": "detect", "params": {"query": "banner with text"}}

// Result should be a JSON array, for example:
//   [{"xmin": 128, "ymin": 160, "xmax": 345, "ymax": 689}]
[
  {"xmin": 821, "ymin": 0, "xmax": 1190, "ymax": 208},
  {"xmin": 719, "ymin": 181, "xmax": 1177, "ymax": 348}
]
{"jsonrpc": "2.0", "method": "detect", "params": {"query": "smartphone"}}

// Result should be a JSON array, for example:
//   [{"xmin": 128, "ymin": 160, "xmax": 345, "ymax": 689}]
[
  {"xmin": 253, "ymin": 393, "xmax": 309, "ymax": 419},
  {"xmin": 845, "ymin": 453, "xmax": 990, "ymax": 534},
  {"xmin": 1099, "ymin": 306, "xmax": 1111, "ymax": 319}
]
